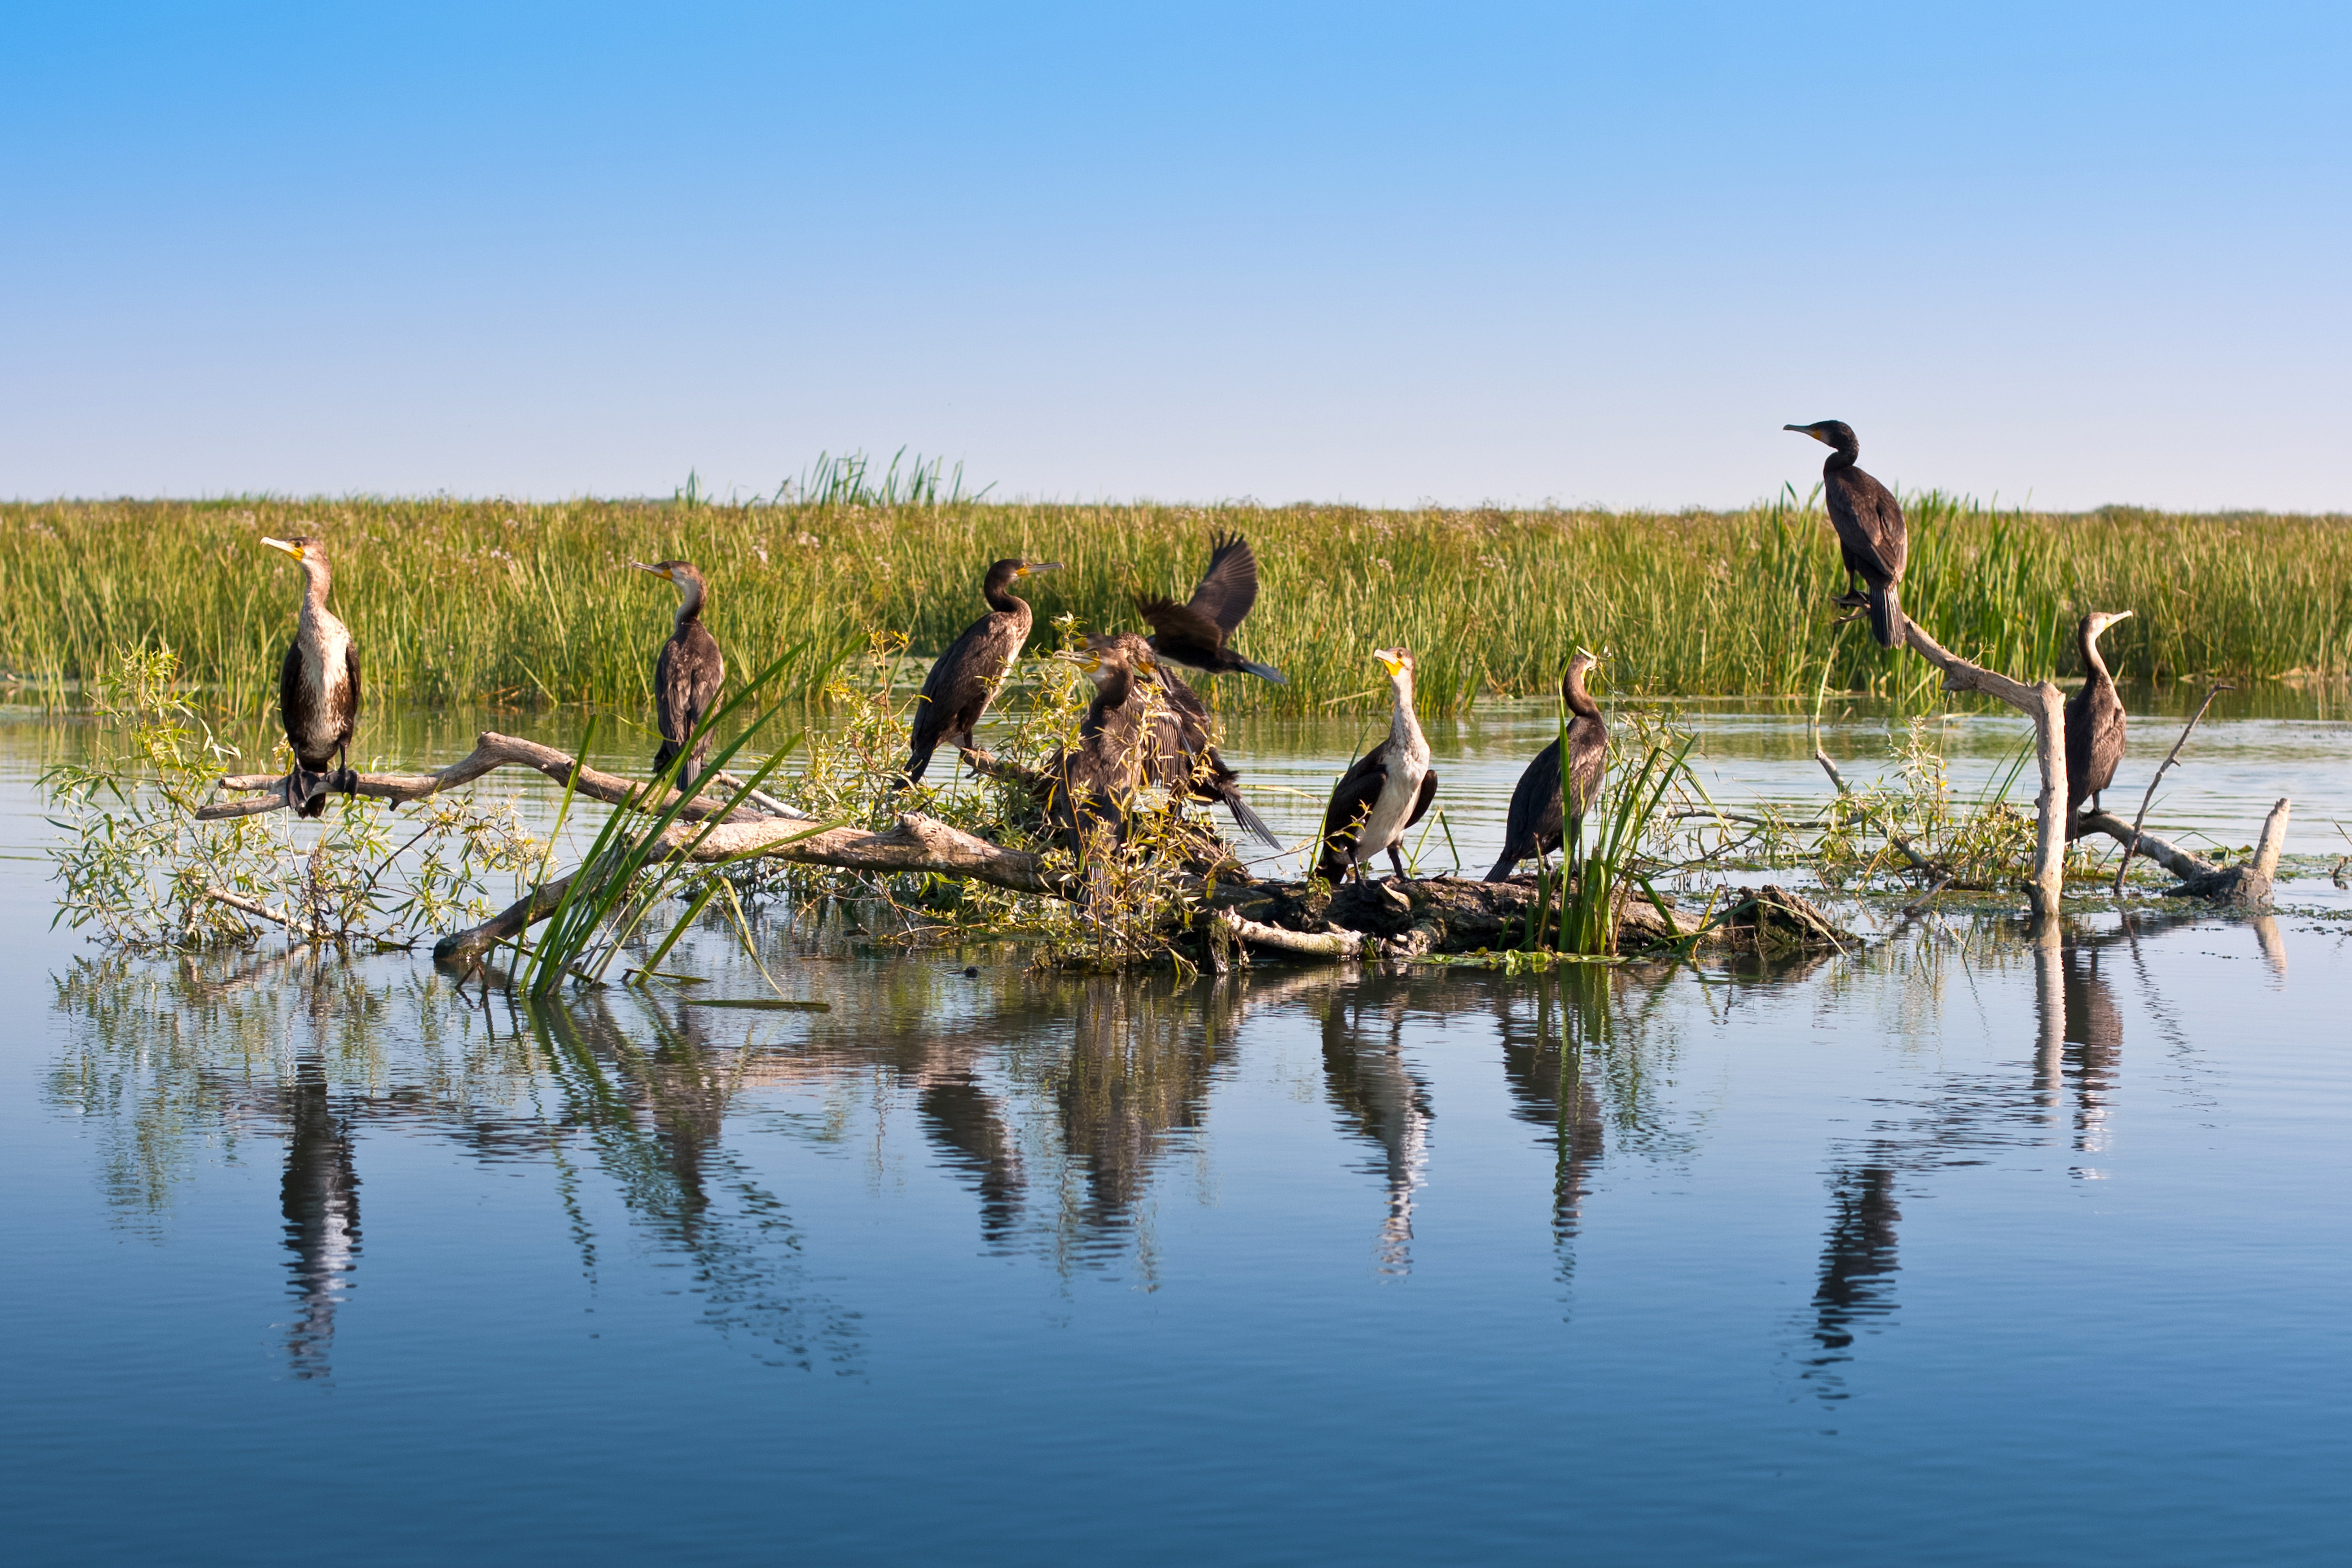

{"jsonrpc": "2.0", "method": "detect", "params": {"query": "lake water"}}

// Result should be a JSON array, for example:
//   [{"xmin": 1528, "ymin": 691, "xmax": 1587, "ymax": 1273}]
[{"xmin": 4, "ymin": 693, "xmax": 2348, "ymax": 1566}]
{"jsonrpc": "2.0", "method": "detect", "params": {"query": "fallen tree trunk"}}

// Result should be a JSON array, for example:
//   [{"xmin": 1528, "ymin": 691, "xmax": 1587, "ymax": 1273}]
[{"xmin": 2075, "ymin": 811, "xmax": 2219, "ymax": 882}]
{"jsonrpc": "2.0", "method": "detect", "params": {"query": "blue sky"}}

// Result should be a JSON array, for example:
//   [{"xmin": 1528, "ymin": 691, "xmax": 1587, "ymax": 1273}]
[{"xmin": 4, "ymin": 3, "xmax": 2346, "ymax": 509}]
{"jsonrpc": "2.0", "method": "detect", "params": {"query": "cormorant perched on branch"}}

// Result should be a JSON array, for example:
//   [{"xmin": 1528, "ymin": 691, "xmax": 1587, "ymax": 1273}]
[
  {"xmin": 1136, "ymin": 532, "xmax": 1287, "ymax": 683},
  {"xmin": 261, "ymin": 536, "xmax": 360, "ymax": 818},
  {"xmin": 1785, "ymin": 421, "xmax": 1908, "ymax": 649},
  {"xmin": 2064, "ymin": 609, "xmax": 2132, "ymax": 837},
  {"xmin": 897, "ymin": 558, "xmax": 1062, "ymax": 789},
  {"xmin": 631, "ymin": 560, "xmax": 725, "ymax": 792},
  {"xmin": 1316, "ymin": 647, "xmax": 1437, "ymax": 884},
  {"xmin": 1044, "ymin": 638, "xmax": 1154, "ymax": 846},
  {"xmin": 1486, "ymin": 649, "xmax": 1606, "ymax": 882},
  {"xmin": 1092, "ymin": 631, "xmax": 1282, "ymax": 848}
]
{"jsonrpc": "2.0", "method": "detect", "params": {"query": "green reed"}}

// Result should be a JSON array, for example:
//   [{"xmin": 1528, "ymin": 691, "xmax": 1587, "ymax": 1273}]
[{"xmin": 2, "ymin": 494, "xmax": 2344, "ymax": 716}]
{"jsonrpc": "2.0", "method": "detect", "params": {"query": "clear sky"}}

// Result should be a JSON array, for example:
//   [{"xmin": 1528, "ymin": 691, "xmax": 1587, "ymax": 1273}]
[{"xmin": 4, "ymin": 3, "xmax": 2346, "ymax": 510}]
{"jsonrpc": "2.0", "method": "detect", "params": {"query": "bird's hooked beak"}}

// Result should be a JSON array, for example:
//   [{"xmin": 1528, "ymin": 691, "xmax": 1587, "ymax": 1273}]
[
  {"xmin": 1052, "ymin": 648, "xmax": 1103, "ymax": 672},
  {"xmin": 1784, "ymin": 423, "xmax": 1832, "ymax": 446},
  {"xmin": 1575, "ymin": 645, "xmax": 1600, "ymax": 668},
  {"xmin": 2093, "ymin": 609, "xmax": 2135, "ymax": 633},
  {"xmin": 629, "ymin": 561, "xmax": 675, "ymax": 581},
  {"xmin": 260, "ymin": 536, "xmax": 306, "ymax": 561},
  {"xmin": 1373, "ymin": 647, "xmax": 1407, "ymax": 678},
  {"xmin": 1018, "ymin": 561, "xmax": 1064, "ymax": 577}
]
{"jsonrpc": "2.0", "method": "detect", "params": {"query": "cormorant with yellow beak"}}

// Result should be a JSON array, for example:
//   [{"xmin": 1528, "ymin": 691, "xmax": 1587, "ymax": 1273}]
[
  {"xmin": 630, "ymin": 560, "xmax": 725, "ymax": 793},
  {"xmin": 260, "ymin": 535, "xmax": 360, "ymax": 818},
  {"xmin": 898, "ymin": 558, "xmax": 1063, "ymax": 789},
  {"xmin": 1316, "ymin": 647, "xmax": 1437, "ymax": 883}
]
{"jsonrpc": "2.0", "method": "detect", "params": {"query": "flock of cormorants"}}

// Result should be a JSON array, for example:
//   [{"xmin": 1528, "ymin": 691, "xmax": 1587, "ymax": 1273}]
[{"xmin": 260, "ymin": 421, "xmax": 2135, "ymax": 881}]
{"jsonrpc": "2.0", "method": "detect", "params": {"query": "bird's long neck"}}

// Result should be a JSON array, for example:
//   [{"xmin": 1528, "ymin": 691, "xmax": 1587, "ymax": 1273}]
[
  {"xmin": 673, "ymin": 577, "xmax": 705, "ymax": 632},
  {"xmin": 1563, "ymin": 666, "xmax": 1600, "ymax": 721},
  {"xmin": 984, "ymin": 578, "xmax": 1028, "ymax": 617},
  {"xmin": 1388, "ymin": 673, "xmax": 1427, "ymax": 758},
  {"xmin": 1822, "ymin": 440, "xmax": 1858, "ymax": 476},
  {"xmin": 2079, "ymin": 621, "xmax": 2112, "ymax": 687},
  {"xmin": 296, "ymin": 564, "xmax": 333, "ymax": 631}
]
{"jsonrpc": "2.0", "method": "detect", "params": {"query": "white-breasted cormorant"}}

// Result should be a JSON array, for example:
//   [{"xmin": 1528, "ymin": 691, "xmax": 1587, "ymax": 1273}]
[
  {"xmin": 1786, "ymin": 420, "xmax": 1908, "ymax": 649},
  {"xmin": 2064, "ymin": 609, "xmax": 2131, "ymax": 837},
  {"xmin": 1485, "ymin": 649, "xmax": 1606, "ymax": 882},
  {"xmin": 1091, "ymin": 631, "xmax": 1281, "ymax": 848},
  {"xmin": 261, "ymin": 536, "xmax": 360, "ymax": 818},
  {"xmin": 631, "ymin": 560, "xmax": 725, "ymax": 792},
  {"xmin": 1315, "ymin": 647, "xmax": 1438, "ymax": 883},
  {"xmin": 1136, "ymin": 532, "xmax": 1286, "ymax": 683},
  {"xmin": 898, "ymin": 558, "xmax": 1062, "ymax": 789}
]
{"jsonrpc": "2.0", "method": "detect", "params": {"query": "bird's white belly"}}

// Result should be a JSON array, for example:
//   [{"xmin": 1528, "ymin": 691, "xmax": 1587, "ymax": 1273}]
[
  {"xmin": 295, "ymin": 623, "xmax": 353, "ymax": 750},
  {"xmin": 1355, "ymin": 754, "xmax": 1428, "ymax": 863}
]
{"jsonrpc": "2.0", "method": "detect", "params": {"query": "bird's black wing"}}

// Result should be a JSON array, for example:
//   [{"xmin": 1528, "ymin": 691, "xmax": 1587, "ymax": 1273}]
[
  {"xmin": 1830, "ymin": 468, "xmax": 1905, "ymax": 583},
  {"xmin": 1134, "ymin": 595, "xmax": 1227, "ymax": 658},
  {"xmin": 341, "ymin": 637, "xmax": 362, "ymax": 747},
  {"xmin": 913, "ymin": 612, "xmax": 1012, "ymax": 745},
  {"xmin": 1488, "ymin": 741, "xmax": 1563, "ymax": 880},
  {"xmin": 1405, "ymin": 767, "xmax": 1438, "ymax": 830},
  {"xmin": 1566, "ymin": 716, "xmax": 1607, "ymax": 819},
  {"xmin": 655, "ymin": 639, "xmax": 693, "ymax": 748},
  {"xmin": 686, "ymin": 624, "xmax": 726, "ymax": 735},
  {"xmin": 1185, "ymin": 532, "xmax": 1261, "ymax": 636},
  {"xmin": 279, "ymin": 640, "xmax": 304, "ymax": 752},
  {"xmin": 1316, "ymin": 748, "xmax": 1389, "ymax": 877},
  {"xmin": 1856, "ymin": 470, "xmax": 1907, "ymax": 579}
]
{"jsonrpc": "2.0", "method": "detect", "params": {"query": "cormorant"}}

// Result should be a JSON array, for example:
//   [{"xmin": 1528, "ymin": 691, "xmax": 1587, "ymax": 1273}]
[
  {"xmin": 1136, "ymin": 532, "xmax": 1286, "ymax": 683},
  {"xmin": 898, "ymin": 558, "xmax": 1062, "ymax": 788},
  {"xmin": 1315, "ymin": 647, "xmax": 1438, "ymax": 884},
  {"xmin": 2064, "ymin": 609, "xmax": 2132, "ymax": 837},
  {"xmin": 1785, "ymin": 421, "xmax": 1908, "ymax": 649},
  {"xmin": 261, "ymin": 536, "xmax": 360, "ymax": 818},
  {"xmin": 631, "ymin": 560, "xmax": 725, "ymax": 793},
  {"xmin": 1485, "ymin": 649, "xmax": 1606, "ymax": 882},
  {"xmin": 1091, "ymin": 631, "xmax": 1282, "ymax": 849},
  {"xmin": 1043, "ymin": 638, "xmax": 1154, "ymax": 846}
]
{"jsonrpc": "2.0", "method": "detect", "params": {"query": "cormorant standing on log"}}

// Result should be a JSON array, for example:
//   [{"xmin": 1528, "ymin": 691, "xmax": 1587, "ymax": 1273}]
[
  {"xmin": 2064, "ymin": 609, "xmax": 2132, "ymax": 837},
  {"xmin": 631, "ymin": 560, "xmax": 725, "ymax": 793},
  {"xmin": 1045, "ymin": 638, "xmax": 1153, "ymax": 846},
  {"xmin": 1136, "ymin": 532, "xmax": 1287, "ymax": 683},
  {"xmin": 1485, "ymin": 649, "xmax": 1606, "ymax": 882},
  {"xmin": 1785, "ymin": 421, "xmax": 1908, "ymax": 649},
  {"xmin": 261, "ymin": 536, "xmax": 360, "ymax": 818},
  {"xmin": 898, "ymin": 558, "xmax": 1062, "ymax": 789},
  {"xmin": 1316, "ymin": 647, "xmax": 1437, "ymax": 884},
  {"xmin": 1092, "ymin": 631, "xmax": 1282, "ymax": 849}
]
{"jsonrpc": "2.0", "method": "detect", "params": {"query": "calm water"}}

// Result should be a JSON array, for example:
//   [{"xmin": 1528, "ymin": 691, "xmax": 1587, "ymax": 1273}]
[{"xmin": 4, "ymin": 697, "xmax": 2349, "ymax": 1566}]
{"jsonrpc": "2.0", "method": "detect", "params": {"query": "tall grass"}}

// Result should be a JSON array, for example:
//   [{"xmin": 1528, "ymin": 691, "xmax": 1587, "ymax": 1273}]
[{"xmin": 2, "ymin": 493, "xmax": 2345, "ymax": 716}]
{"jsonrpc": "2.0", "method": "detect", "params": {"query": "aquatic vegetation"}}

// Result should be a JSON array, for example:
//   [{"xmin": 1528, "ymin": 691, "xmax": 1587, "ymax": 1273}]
[{"xmin": 2, "ymin": 493, "xmax": 2345, "ymax": 718}]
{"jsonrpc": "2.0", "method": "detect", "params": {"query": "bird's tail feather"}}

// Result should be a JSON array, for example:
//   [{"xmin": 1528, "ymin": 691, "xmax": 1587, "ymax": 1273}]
[
  {"xmin": 1221, "ymin": 789, "xmax": 1282, "ymax": 850},
  {"xmin": 1870, "ymin": 583, "xmax": 1903, "ymax": 650},
  {"xmin": 1239, "ymin": 659, "xmax": 1289, "ymax": 685},
  {"xmin": 1483, "ymin": 845, "xmax": 1523, "ymax": 883}
]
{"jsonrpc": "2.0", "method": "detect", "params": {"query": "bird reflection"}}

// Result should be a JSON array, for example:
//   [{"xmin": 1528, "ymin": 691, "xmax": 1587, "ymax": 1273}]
[
  {"xmin": 1318, "ymin": 980, "xmax": 1433, "ymax": 1275},
  {"xmin": 1495, "ymin": 975, "xmax": 1607, "ymax": 1268},
  {"xmin": 2063, "ymin": 946, "xmax": 2124, "ymax": 1159},
  {"xmin": 280, "ymin": 1051, "xmax": 360, "ymax": 1380},
  {"xmin": 1804, "ymin": 1164, "xmax": 1902, "ymax": 1393},
  {"xmin": 919, "ymin": 1075, "xmax": 1025, "ymax": 1247}
]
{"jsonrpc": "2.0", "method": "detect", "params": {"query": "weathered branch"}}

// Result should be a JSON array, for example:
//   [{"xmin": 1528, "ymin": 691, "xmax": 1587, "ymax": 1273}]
[
  {"xmin": 198, "ymin": 731, "xmax": 808, "ymax": 825},
  {"xmin": 1214, "ymin": 909, "xmax": 1367, "ymax": 960},
  {"xmin": 2113, "ymin": 684, "xmax": 2232, "ymax": 895},
  {"xmin": 2163, "ymin": 798, "xmax": 2290, "ymax": 907},
  {"xmin": 2076, "ymin": 811, "xmax": 2218, "ymax": 882},
  {"xmin": 1899, "ymin": 616, "xmax": 2068, "ymax": 919}
]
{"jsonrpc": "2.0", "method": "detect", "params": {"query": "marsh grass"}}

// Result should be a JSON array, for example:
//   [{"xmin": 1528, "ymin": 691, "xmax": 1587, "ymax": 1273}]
[{"xmin": 3, "ymin": 494, "xmax": 2345, "ymax": 720}]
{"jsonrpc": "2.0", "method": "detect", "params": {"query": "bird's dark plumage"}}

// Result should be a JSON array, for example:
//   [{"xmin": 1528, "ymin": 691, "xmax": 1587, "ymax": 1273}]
[
  {"xmin": 1486, "ymin": 651, "xmax": 1606, "ymax": 881},
  {"xmin": 1315, "ymin": 648, "xmax": 1436, "ymax": 884},
  {"xmin": 2064, "ymin": 610, "xmax": 2131, "ymax": 838},
  {"xmin": 1092, "ymin": 632, "xmax": 1281, "ymax": 848},
  {"xmin": 898, "ymin": 558, "xmax": 1062, "ymax": 789},
  {"xmin": 1137, "ymin": 532, "xmax": 1286, "ymax": 683},
  {"xmin": 1787, "ymin": 421, "xmax": 1908, "ymax": 649},
  {"xmin": 1044, "ymin": 639, "xmax": 1154, "ymax": 850},
  {"xmin": 633, "ymin": 561, "xmax": 725, "ymax": 794},
  {"xmin": 264, "ymin": 535, "xmax": 360, "ymax": 819}
]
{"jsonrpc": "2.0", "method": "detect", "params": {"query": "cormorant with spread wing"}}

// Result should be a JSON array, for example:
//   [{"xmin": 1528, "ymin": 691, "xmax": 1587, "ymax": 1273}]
[
  {"xmin": 1785, "ymin": 420, "xmax": 1908, "ymax": 649},
  {"xmin": 1316, "ymin": 647, "xmax": 1437, "ymax": 884},
  {"xmin": 1091, "ymin": 631, "xmax": 1281, "ymax": 848},
  {"xmin": 261, "ymin": 535, "xmax": 360, "ymax": 818},
  {"xmin": 1044, "ymin": 638, "xmax": 1155, "ymax": 846},
  {"xmin": 2064, "ymin": 609, "xmax": 2132, "ymax": 837},
  {"xmin": 631, "ymin": 560, "xmax": 725, "ymax": 793},
  {"xmin": 1136, "ymin": 532, "xmax": 1286, "ymax": 683},
  {"xmin": 1485, "ymin": 649, "xmax": 1606, "ymax": 881},
  {"xmin": 897, "ymin": 558, "xmax": 1062, "ymax": 789}
]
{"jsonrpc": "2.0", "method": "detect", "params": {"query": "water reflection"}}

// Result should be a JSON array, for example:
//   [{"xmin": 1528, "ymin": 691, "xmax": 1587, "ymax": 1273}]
[
  {"xmin": 1316, "ymin": 978, "xmax": 1434, "ymax": 1275},
  {"xmin": 278, "ymin": 1051, "xmax": 361, "ymax": 1379}
]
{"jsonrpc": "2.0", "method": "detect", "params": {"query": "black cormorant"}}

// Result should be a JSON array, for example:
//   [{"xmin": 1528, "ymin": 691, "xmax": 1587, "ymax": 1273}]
[
  {"xmin": 1485, "ymin": 649, "xmax": 1606, "ymax": 882},
  {"xmin": 1044, "ymin": 638, "xmax": 1154, "ymax": 846},
  {"xmin": 631, "ymin": 560, "xmax": 725, "ymax": 793},
  {"xmin": 898, "ymin": 558, "xmax": 1062, "ymax": 788},
  {"xmin": 1136, "ymin": 532, "xmax": 1286, "ymax": 683},
  {"xmin": 261, "ymin": 535, "xmax": 360, "ymax": 818},
  {"xmin": 1785, "ymin": 421, "xmax": 1908, "ymax": 649},
  {"xmin": 1316, "ymin": 647, "xmax": 1438, "ymax": 884},
  {"xmin": 1092, "ymin": 631, "xmax": 1281, "ymax": 848},
  {"xmin": 2064, "ymin": 609, "xmax": 2131, "ymax": 836}
]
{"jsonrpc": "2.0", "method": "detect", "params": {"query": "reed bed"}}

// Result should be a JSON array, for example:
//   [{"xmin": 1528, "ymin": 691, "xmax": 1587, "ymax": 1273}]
[{"xmin": 3, "ymin": 494, "xmax": 2346, "ymax": 715}]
